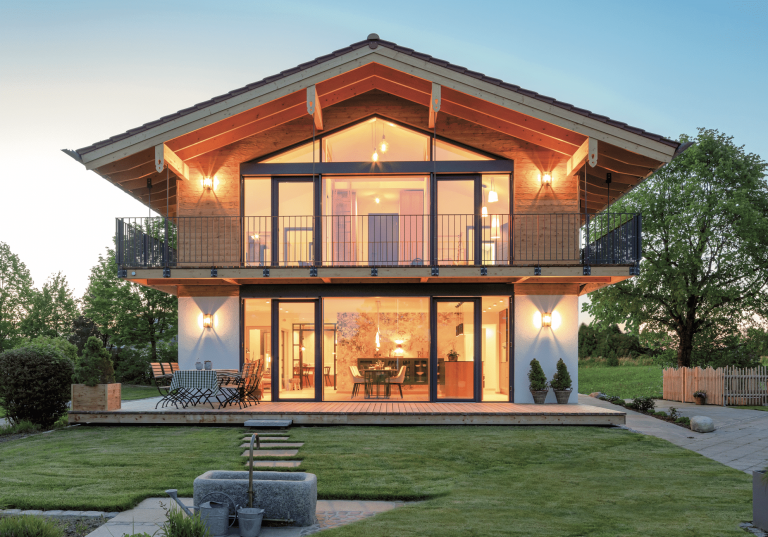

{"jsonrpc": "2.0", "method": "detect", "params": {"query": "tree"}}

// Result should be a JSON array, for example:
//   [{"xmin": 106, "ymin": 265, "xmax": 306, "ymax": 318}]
[
  {"xmin": 0, "ymin": 241, "xmax": 33, "ymax": 351},
  {"xmin": 69, "ymin": 315, "xmax": 105, "ymax": 355},
  {"xmin": 20, "ymin": 272, "xmax": 79, "ymax": 340},
  {"xmin": 81, "ymin": 249, "xmax": 124, "ymax": 351},
  {"xmin": 584, "ymin": 129, "xmax": 768, "ymax": 367},
  {"xmin": 73, "ymin": 336, "xmax": 115, "ymax": 386}
]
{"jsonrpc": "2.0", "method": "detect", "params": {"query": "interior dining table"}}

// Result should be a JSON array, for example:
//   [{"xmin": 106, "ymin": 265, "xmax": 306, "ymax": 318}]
[{"xmin": 363, "ymin": 368, "xmax": 396, "ymax": 399}]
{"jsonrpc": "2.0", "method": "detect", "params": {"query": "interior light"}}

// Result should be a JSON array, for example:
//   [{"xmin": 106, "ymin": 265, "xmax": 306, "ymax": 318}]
[
  {"xmin": 375, "ymin": 197, "xmax": 380, "ymax": 204},
  {"xmin": 481, "ymin": 206, "xmax": 488, "ymax": 217},
  {"xmin": 372, "ymin": 149, "xmax": 379, "ymax": 162},
  {"xmin": 540, "ymin": 173, "xmax": 552, "ymax": 186},
  {"xmin": 491, "ymin": 216, "xmax": 500, "ymax": 239},
  {"xmin": 488, "ymin": 176, "xmax": 499, "ymax": 203},
  {"xmin": 202, "ymin": 314, "xmax": 213, "ymax": 329},
  {"xmin": 380, "ymin": 135, "xmax": 389, "ymax": 152},
  {"xmin": 301, "ymin": 346, "xmax": 306, "ymax": 351},
  {"xmin": 251, "ymin": 234, "xmax": 259, "ymax": 240}
]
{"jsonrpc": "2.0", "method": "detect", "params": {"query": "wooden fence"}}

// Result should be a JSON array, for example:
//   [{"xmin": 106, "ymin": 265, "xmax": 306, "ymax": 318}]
[{"xmin": 663, "ymin": 366, "xmax": 768, "ymax": 406}]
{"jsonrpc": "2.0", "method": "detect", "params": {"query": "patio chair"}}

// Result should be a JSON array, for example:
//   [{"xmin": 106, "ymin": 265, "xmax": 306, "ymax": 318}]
[
  {"xmin": 242, "ymin": 359, "xmax": 264, "ymax": 406},
  {"xmin": 350, "ymin": 366, "xmax": 366, "ymax": 398},
  {"xmin": 218, "ymin": 362, "xmax": 256, "ymax": 408},
  {"xmin": 387, "ymin": 366, "xmax": 407, "ymax": 399},
  {"xmin": 150, "ymin": 362, "xmax": 172, "ymax": 396}
]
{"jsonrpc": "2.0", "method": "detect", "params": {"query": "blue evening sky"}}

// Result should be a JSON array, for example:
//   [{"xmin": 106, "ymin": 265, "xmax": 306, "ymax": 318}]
[{"xmin": 1, "ymin": 0, "xmax": 766, "ymax": 324}]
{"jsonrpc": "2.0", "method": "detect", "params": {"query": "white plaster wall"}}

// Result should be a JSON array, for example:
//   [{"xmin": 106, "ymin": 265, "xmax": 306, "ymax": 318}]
[
  {"xmin": 178, "ymin": 296, "xmax": 241, "ymax": 371},
  {"xmin": 514, "ymin": 295, "xmax": 578, "ymax": 403}
]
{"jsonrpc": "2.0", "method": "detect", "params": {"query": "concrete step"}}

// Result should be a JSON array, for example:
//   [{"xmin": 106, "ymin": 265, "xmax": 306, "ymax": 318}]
[
  {"xmin": 242, "ymin": 436, "xmax": 290, "ymax": 442},
  {"xmin": 245, "ymin": 461, "xmax": 302, "ymax": 468},
  {"xmin": 241, "ymin": 449, "xmax": 299, "ymax": 457},
  {"xmin": 240, "ymin": 442, "xmax": 303, "ymax": 448},
  {"xmin": 244, "ymin": 419, "xmax": 292, "ymax": 428}
]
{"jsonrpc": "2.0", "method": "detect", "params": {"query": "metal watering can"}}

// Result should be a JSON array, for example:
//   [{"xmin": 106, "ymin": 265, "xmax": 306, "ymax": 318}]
[{"xmin": 165, "ymin": 489, "xmax": 234, "ymax": 537}]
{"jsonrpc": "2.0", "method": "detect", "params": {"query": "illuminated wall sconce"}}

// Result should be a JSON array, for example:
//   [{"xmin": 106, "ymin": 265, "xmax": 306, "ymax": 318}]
[
  {"xmin": 542, "ymin": 312, "xmax": 552, "ymax": 327},
  {"xmin": 539, "ymin": 173, "xmax": 553, "ymax": 186},
  {"xmin": 202, "ymin": 314, "xmax": 213, "ymax": 329},
  {"xmin": 202, "ymin": 176, "xmax": 219, "ymax": 191},
  {"xmin": 533, "ymin": 310, "xmax": 560, "ymax": 330}
]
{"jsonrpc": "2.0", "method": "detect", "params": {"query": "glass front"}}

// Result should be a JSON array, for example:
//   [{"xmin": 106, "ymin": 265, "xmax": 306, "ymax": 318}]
[
  {"xmin": 277, "ymin": 301, "xmax": 315, "ymax": 399},
  {"xmin": 481, "ymin": 175, "xmax": 510, "ymax": 265},
  {"xmin": 437, "ymin": 180, "xmax": 475, "ymax": 265},
  {"xmin": 437, "ymin": 300, "xmax": 475, "ymax": 400},
  {"xmin": 244, "ymin": 298, "xmax": 272, "ymax": 399},
  {"xmin": 262, "ymin": 141, "xmax": 320, "ymax": 163},
  {"xmin": 244, "ymin": 178, "xmax": 271, "ymax": 266},
  {"xmin": 481, "ymin": 296, "xmax": 509, "ymax": 401},
  {"xmin": 322, "ymin": 176, "xmax": 430, "ymax": 266},
  {"xmin": 323, "ymin": 118, "xmax": 429, "ymax": 162},
  {"xmin": 435, "ymin": 140, "xmax": 490, "ymax": 161},
  {"xmin": 278, "ymin": 181, "xmax": 314, "ymax": 266},
  {"xmin": 323, "ymin": 297, "xmax": 430, "ymax": 401}
]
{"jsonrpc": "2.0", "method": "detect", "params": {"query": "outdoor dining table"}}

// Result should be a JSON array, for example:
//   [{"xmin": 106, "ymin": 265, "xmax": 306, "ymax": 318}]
[
  {"xmin": 363, "ymin": 368, "xmax": 396, "ymax": 399},
  {"xmin": 160, "ymin": 369, "xmax": 239, "ymax": 409}
]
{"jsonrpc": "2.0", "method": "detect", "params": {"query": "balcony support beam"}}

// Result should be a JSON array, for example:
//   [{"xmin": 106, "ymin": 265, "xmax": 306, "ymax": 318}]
[
  {"xmin": 306, "ymin": 85, "xmax": 324, "ymax": 131},
  {"xmin": 429, "ymin": 82, "xmax": 441, "ymax": 128},
  {"xmin": 154, "ymin": 143, "xmax": 189, "ymax": 181}
]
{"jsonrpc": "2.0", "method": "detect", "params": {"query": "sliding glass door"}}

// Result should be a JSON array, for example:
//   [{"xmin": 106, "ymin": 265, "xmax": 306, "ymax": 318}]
[
  {"xmin": 272, "ymin": 299, "xmax": 321, "ymax": 401},
  {"xmin": 431, "ymin": 297, "xmax": 481, "ymax": 401}
]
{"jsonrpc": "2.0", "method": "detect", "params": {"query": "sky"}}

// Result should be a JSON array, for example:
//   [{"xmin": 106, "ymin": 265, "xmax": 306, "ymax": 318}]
[{"xmin": 1, "ymin": 0, "xmax": 766, "ymax": 325}]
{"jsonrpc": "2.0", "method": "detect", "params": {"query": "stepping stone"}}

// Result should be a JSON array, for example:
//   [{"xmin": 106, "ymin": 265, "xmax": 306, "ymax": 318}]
[
  {"xmin": 241, "ymin": 436, "xmax": 290, "ymax": 442},
  {"xmin": 240, "ymin": 442, "xmax": 303, "ymax": 448},
  {"xmin": 246, "ymin": 461, "xmax": 302, "ymax": 468},
  {"xmin": 244, "ymin": 419, "xmax": 292, "ymax": 428},
  {"xmin": 241, "ymin": 449, "xmax": 299, "ymax": 457}
]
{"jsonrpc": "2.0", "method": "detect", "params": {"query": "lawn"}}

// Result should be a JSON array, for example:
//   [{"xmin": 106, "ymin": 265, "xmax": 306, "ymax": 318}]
[
  {"xmin": 579, "ymin": 364, "xmax": 663, "ymax": 399},
  {"xmin": 120, "ymin": 384, "xmax": 160, "ymax": 401},
  {"xmin": 0, "ymin": 425, "xmax": 752, "ymax": 536}
]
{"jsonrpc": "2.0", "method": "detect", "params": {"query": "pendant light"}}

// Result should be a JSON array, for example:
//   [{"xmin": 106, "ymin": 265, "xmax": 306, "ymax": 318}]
[
  {"xmin": 481, "ymin": 187, "xmax": 488, "ymax": 218},
  {"xmin": 372, "ymin": 148, "xmax": 379, "ymax": 162},
  {"xmin": 491, "ymin": 216, "xmax": 500, "ymax": 239},
  {"xmin": 375, "ymin": 300, "xmax": 381, "ymax": 350},
  {"xmin": 487, "ymin": 176, "xmax": 499, "ymax": 203},
  {"xmin": 394, "ymin": 298, "xmax": 404, "ymax": 355},
  {"xmin": 380, "ymin": 122, "xmax": 389, "ymax": 152}
]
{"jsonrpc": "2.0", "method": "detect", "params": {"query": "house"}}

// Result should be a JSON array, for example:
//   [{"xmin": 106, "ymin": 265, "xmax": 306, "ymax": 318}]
[{"xmin": 65, "ymin": 34, "xmax": 682, "ymax": 405}]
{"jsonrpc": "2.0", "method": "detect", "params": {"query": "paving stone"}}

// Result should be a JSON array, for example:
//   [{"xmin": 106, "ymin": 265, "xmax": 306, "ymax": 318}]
[
  {"xmin": 60, "ymin": 511, "xmax": 86, "ymax": 518},
  {"xmin": 246, "ymin": 460, "xmax": 302, "ymax": 468},
  {"xmin": 20, "ymin": 510, "xmax": 43, "ymax": 516},
  {"xmin": 1, "ymin": 509, "xmax": 22, "ymax": 515},
  {"xmin": 40, "ymin": 510, "xmax": 65, "ymax": 516},
  {"xmin": 242, "ymin": 436, "xmax": 290, "ymax": 441},
  {"xmin": 81, "ymin": 511, "xmax": 103, "ymax": 517},
  {"xmin": 104, "ymin": 512, "xmax": 119, "ymax": 519},
  {"xmin": 244, "ymin": 419, "xmax": 292, "ymax": 427},
  {"xmin": 240, "ymin": 442, "xmax": 304, "ymax": 448},
  {"xmin": 241, "ymin": 449, "xmax": 299, "ymax": 457}
]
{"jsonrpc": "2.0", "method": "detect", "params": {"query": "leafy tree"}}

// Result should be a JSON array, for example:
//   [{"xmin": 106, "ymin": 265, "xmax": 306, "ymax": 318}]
[
  {"xmin": 69, "ymin": 315, "xmax": 105, "ymax": 355},
  {"xmin": 73, "ymin": 336, "xmax": 115, "ymax": 386},
  {"xmin": 81, "ymin": 249, "xmax": 124, "ymax": 351},
  {"xmin": 0, "ymin": 241, "xmax": 33, "ymax": 351},
  {"xmin": 584, "ymin": 129, "xmax": 768, "ymax": 367},
  {"xmin": 18, "ymin": 336, "xmax": 78, "ymax": 364},
  {"xmin": 20, "ymin": 272, "xmax": 79, "ymax": 340}
]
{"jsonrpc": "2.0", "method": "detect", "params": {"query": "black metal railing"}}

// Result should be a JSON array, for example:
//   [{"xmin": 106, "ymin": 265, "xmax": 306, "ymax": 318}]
[{"xmin": 115, "ymin": 212, "xmax": 641, "ymax": 269}]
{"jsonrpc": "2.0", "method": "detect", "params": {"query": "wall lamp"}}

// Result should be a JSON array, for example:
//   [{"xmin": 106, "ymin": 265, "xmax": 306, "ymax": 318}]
[
  {"xmin": 202, "ymin": 176, "xmax": 219, "ymax": 191},
  {"xmin": 539, "ymin": 173, "xmax": 553, "ymax": 186},
  {"xmin": 533, "ymin": 310, "xmax": 560, "ymax": 330},
  {"xmin": 542, "ymin": 312, "xmax": 552, "ymax": 327},
  {"xmin": 202, "ymin": 314, "xmax": 213, "ymax": 329}
]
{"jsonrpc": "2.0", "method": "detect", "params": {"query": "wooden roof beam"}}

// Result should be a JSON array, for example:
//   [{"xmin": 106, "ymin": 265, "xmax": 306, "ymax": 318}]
[
  {"xmin": 306, "ymin": 85, "xmax": 323, "ymax": 130},
  {"xmin": 429, "ymin": 82, "xmax": 440, "ymax": 128},
  {"xmin": 155, "ymin": 144, "xmax": 189, "ymax": 181}
]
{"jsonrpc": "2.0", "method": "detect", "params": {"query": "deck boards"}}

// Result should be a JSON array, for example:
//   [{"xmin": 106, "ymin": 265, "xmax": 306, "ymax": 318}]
[{"xmin": 68, "ymin": 400, "xmax": 625, "ymax": 426}]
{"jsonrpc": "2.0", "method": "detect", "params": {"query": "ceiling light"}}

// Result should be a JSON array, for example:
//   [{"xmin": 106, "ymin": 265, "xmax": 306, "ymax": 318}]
[
  {"xmin": 380, "ymin": 135, "xmax": 389, "ymax": 152},
  {"xmin": 372, "ymin": 149, "xmax": 379, "ymax": 162},
  {"xmin": 375, "ymin": 197, "xmax": 380, "ymax": 204},
  {"xmin": 481, "ymin": 206, "xmax": 488, "ymax": 217},
  {"xmin": 488, "ymin": 176, "xmax": 498, "ymax": 202}
]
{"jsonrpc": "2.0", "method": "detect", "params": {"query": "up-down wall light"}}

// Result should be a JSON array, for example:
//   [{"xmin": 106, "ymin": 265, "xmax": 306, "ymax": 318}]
[
  {"xmin": 539, "ymin": 173, "xmax": 553, "ymax": 186},
  {"xmin": 202, "ymin": 314, "xmax": 213, "ymax": 329},
  {"xmin": 542, "ymin": 312, "xmax": 552, "ymax": 328},
  {"xmin": 533, "ymin": 310, "xmax": 560, "ymax": 330},
  {"xmin": 202, "ymin": 176, "xmax": 219, "ymax": 191}
]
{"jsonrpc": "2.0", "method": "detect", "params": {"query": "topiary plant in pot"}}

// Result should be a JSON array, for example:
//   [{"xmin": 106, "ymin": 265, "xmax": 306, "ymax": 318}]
[
  {"xmin": 528, "ymin": 359, "xmax": 549, "ymax": 404},
  {"xmin": 550, "ymin": 358, "xmax": 573, "ymax": 404},
  {"xmin": 72, "ymin": 336, "xmax": 120, "ymax": 411}
]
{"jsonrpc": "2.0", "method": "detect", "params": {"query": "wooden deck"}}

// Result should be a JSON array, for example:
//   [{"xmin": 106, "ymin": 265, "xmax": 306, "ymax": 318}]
[{"xmin": 68, "ymin": 401, "xmax": 625, "ymax": 426}]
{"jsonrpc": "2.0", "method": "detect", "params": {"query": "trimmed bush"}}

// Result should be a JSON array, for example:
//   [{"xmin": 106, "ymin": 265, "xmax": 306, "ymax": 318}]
[
  {"xmin": 73, "ymin": 337, "xmax": 115, "ymax": 387},
  {"xmin": 528, "ymin": 359, "xmax": 548, "ymax": 391},
  {"xmin": 633, "ymin": 396, "xmax": 656, "ymax": 413},
  {"xmin": 0, "ymin": 515, "xmax": 63, "ymax": 537},
  {"xmin": 0, "ymin": 346, "xmax": 73, "ymax": 427},
  {"xmin": 550, "ymin": 358, "xmax": 572, "ymax": 391}
]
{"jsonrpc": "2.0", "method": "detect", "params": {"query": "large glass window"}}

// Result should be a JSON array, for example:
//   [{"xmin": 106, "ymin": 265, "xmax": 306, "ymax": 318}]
[
  {"xmin": 322, "ymin": 176, "xmax": 430, "ymax": 266},
  {"xmin": 435, "ymin": 140, "xmax": 490, "ymax": 161},
  {"xmin": 262, "ymin": 141, "xmax": 320, "ymax": 163},
  {"xmin": 323, "ymin": 118, "xmax": 429, "ymax": 162},
  {"xmin": 244, "ymin": 178, "xmax": 271, "ymax": 266},
  {"xmin": 481, "ymin": 296, "xmax": 509, "ymax": 401},
  {"xmin": 323, "ymin": 297, "xmax": 430, "ymax": 401},
  {"xmin": 481, "ymin": 175, "xmax": 510, "ymax": 265},
  {"xmin": 437, "ymin": 180, "xmax": 475, "ymax": 265},
  {"xmin": 244, "ymin": 298, "xmax": 272, "ymax": 400},
  {"xmin": 278, "ymin": 181, "xmax": 314, "ymax": 266},
  {"xmin": 277, "ymin": 301, "xmax": 316, "ymax": 399},
  {"xmin": 436, "ymin": 300, "xmax": 475, "ymax": 400}
]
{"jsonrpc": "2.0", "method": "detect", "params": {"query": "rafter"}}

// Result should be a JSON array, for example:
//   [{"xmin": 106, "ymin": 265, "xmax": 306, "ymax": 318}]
[
  {"xmin": 155, "ymin": 144, "xmax": 189, "ymax": 181},
  {"xmin": 429, "ymin": 82, "xmax": 441, "ymax": 128},
  {"xmin": 306, "ymin": 85, "xmax": 323, "ymax": 130}
]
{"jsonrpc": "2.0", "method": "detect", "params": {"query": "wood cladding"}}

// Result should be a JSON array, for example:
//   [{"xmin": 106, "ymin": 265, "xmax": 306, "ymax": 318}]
[{"xmin": 177, "ymin": 285, "xmax": 239, "ymax": 297}]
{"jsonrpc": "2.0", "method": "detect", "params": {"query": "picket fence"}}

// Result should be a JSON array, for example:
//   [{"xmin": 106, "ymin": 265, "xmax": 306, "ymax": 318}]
[{"xmin": 663, "ymin": 366, "xmax": 768, "ymax": 406}]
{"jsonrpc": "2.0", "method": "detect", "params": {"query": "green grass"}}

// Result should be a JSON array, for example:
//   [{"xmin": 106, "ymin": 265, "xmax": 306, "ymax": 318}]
[
  {"xmin": 728, "ymin": 405, "xmax": 768, "ymax": 412},
  {"xmin": 0, "ymin": 425, "xmax": 752, "ymax": 536},
  {"xmin": 120, "ymin": 384, "xmax": 160, "ymax": 401},
  {"xmin": 579, "ymin": 364, "xmax": 663, "ymax": 399}
]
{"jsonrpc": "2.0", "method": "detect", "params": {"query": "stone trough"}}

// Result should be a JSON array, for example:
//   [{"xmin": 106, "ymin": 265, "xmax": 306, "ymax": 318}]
[{"xmin": 193, "ymin": 470, "xmax": 317, "ymax": 527}]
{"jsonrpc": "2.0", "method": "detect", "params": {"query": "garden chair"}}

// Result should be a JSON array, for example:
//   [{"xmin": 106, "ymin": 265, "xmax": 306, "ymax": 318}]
[
  {"xmin": 217, "ymin": 362, "xmax": 256, "ymax": 408},
  {"xmin": 150, "ymin": 363, "xmax": 172, "ymax": 396},
  {"xmin": 242, "ymin": 359, "xmax": 264, "ymax": 406}
]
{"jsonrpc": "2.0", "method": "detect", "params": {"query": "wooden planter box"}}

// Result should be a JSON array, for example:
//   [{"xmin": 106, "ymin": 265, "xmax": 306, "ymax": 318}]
[
  {"xmin": 755, "ymin": 471, "xmax": 768, "ymax": 531},
  {"xmin": 71, "ymin": 383, "xmax": 121, "ymax": 411}
]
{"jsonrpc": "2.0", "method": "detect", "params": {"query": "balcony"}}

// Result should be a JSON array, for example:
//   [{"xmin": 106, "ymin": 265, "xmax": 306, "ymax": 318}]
[{"xmin": 115, "ymin": 213, "xmax": 641, "ymax": 269}]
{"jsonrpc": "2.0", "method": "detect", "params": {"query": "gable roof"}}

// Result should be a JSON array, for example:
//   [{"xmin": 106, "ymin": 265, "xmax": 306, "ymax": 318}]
[{"xmin": 70, "ymin": 34, "xmax": 679, "ymax": 165}]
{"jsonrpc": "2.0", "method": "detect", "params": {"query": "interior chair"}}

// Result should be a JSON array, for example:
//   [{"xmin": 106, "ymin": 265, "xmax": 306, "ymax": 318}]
[
  {"xmin": 350, "ymin": 366, "xmax": 366, "ymax": 398},
  {"xmin": 323, "ymin": 366, "xmax": 332, "ymax": 386},
  {"xmin": 388, "ymin": 365, "xmax": 407, "ymax": 399}
]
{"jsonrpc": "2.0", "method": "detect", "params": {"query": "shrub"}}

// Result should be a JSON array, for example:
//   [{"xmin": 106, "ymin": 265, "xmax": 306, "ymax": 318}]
[
  {"xmin": 0, "ymin": 420, "xmax": 40, "ymax": 437},
  {"xmin": 73, "ymin": 337, "xmax": 115, "ymax": 386},
  {"xmin": 528, "ymin": 359, "xmax": 548, "ymax": 391},
  {"xmin": 654, "ymin": 411, "xmax": 668, "ymax": 418},
  {"xmin": 16, "ymin": 337, "xmax": 78, "ymax": 364},
  {"xmin": 668, "ymin": 406, "xmax": 680, "ymax": 420},
  {"xmin": 0, "ymin": 346, "xmax": 73, "ymax": 427},
  {"xmin": 607, "ymin": 351, "xmax": 619, "ymax": 367},
  {"xmin": 693, "ymin": 390, "xmax": 706, "ymax": 399},
  {"xmin": 633, "ymin": 396, "xmax": 656, "ymax": 413},
  {"xmin": 676, "ymin": 416, "xmax": 691, "ymax": 426},
  {"xmin": 0, "ymin": 515, "xmax": 63, "ymax": 537},
  {"xmin": 157, "ymin": 340, "xmax": 179, "ymax": 364},
  {"xmin": 115, "ymin": 346, "xmax": 152, "ymax": 384},
  {"xmin": 550, "ymin": 358, "xmax": 572, "ymax": 391},
  {"xmin": 160, "ymin": 505, "xmax": 211, "ymax": 537}
]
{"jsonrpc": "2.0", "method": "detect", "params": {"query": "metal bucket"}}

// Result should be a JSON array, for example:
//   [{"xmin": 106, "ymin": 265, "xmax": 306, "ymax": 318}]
[
  {"xmin": 199, "ymin": 501, "xmax": 230, "ymax": 537},
  {"xmin": 237, "ymin": 507, "xmax": 265, "ymax": 537}
]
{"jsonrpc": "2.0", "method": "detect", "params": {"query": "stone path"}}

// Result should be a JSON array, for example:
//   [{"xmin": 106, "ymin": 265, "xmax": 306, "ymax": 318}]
[
  {"xmin": 242, "ymin": 425, "xmax": 303, "ymax": 468},
  {"xmin": 83, "ymin": 497, "xmax": 401, "ymax": 536},
  {"xmin": 580, "ymin": 394, "xmax": 768, "ymax": 474}
]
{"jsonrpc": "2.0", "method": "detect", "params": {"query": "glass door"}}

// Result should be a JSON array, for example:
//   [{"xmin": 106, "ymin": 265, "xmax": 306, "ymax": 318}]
[
  {"xmin": 273, "ymin": 177, "xmax": 315, "ymax": 267},
  {"xmin": 272, "ymin": 299, "xmax": 321, "ymax": 401},
  {"xmin": 431, "ymin": 298, "xmax": 480, "ymax": 401},
  {"xmin": 436, "ymin": 176, "xmax": 480, "ymax": 265}
]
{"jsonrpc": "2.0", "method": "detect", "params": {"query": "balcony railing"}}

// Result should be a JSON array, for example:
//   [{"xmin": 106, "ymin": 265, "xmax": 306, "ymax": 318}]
[{"xmin": 115, "ymin": 213, "xmax": 641, "ymax": 269}]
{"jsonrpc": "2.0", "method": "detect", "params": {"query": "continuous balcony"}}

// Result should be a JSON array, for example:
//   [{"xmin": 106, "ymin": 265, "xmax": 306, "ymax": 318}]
[{"xmin": 115, "ymin": 213, "xmax": 641, "ymax": 270}]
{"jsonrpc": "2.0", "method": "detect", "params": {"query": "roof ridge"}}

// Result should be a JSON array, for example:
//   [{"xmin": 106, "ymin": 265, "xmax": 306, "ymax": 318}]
[{"xmin": 76, "ymin": 35, "xmax": 678, "ymax": 156}]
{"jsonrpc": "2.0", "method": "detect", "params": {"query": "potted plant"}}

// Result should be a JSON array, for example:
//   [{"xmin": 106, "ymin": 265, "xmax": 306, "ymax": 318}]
[
  {"xmin": 447, "ymin": 349, "xmax": 459, "ymax": 362},
  {"xmin": 549, "ymin": 358, "xmax": 573, "ymax": 404},
  {"xmin": 528, "ymin": 358, "xmax": 549, "ymax": 404},
  {"xmin": 693, "ymin": 390, "xmax": 706, "ymax": 405},
  {"xmin": 754, "ymin": 467, "xmax": 768, "ymax": 531},
  {"xmin": 71, "ymin": 336, "xmax": 120, "ymax": 411}
]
